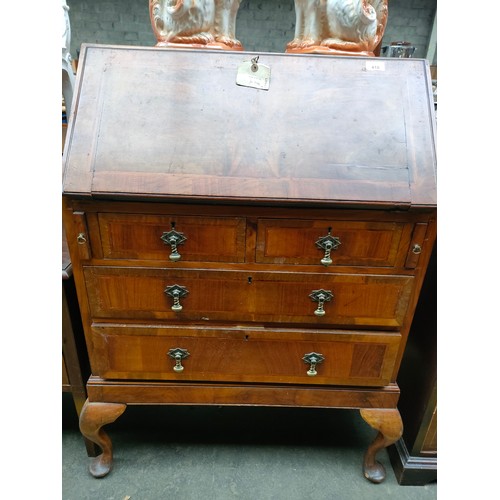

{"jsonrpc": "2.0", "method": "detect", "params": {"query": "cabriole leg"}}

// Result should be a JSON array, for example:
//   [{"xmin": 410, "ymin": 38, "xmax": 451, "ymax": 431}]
[
  {"xmin": 360, "ymin": 408, "xmax": 403, "ymax": 483},
  {"xmin": 79, "ymin": 399, "xmax": 127, "ymax": 478}
]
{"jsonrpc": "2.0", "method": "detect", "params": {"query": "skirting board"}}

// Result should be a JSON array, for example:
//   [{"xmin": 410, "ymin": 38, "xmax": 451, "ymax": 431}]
[{"xmin": 388, "ymin": 437, "xmax": 437, "ymax": 486}]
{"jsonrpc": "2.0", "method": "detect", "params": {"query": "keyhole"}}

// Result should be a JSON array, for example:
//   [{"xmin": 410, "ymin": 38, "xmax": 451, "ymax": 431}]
[
  {"xmin": 171, "ymin": 222, "xmax": 176, "ymax": 229},
  {"xmin": 247, "ymin": 277, "xmax": 253, "ymax": 284},
  {"xmin": 327, "ymin": 226, "xmax": 332, "ymax": 233}
]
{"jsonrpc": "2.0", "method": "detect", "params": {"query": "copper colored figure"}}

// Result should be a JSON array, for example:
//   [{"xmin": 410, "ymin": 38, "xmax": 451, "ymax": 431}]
[
  {"xmin": 149, "ymin": 0, "xmax": 242, "ymax": 50},
  {"xmin": 287, "ymin": 0, "xmax": 388, "ymax": 56}
]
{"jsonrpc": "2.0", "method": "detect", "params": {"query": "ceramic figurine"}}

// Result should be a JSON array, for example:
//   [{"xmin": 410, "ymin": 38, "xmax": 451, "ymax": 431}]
[
  {"xmin": 287, "ymin": 0, "xmax": 388, "ymax": 56},
  {"xmin": 214, "ymin": 0, "xmax": 242, "ymax": 48},
  {"xmin": 149, "ymin": 0, "xmax": 242, "ymax": 50},
  {"xmin": 62, "ymin": 0, "xmax": 75, "ymax": 118}
]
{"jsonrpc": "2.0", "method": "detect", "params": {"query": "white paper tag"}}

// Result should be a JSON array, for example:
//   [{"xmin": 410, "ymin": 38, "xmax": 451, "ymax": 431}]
[
  {"xmin": 365, "ymin": 60, "xmax": 385, "ymax": 72},
  {"xmin": 236, "ymin": 59, "xmax": 270, "ymax": 90}
]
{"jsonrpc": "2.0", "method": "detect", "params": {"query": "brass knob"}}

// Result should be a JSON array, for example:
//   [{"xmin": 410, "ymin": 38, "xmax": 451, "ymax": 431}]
[
  {"xmin": 160, "ymin": 229, "xmax": 187, "ymax": 261},
  {"xmin": 302, "ymin": 352, "xmax": 325, "ymax": 376},
  {"xmin": 76, "ymin": 232, "xmax": 87, "ymax": 244},
  {"xmin": 164, "ymin": 284, "xmax": 189, "ymax": 312},
  {"xmin": 309, "ymin": 289, "xmax": 333, "ymax": 317},
  {"xmin": 168, "ymin": 348, "xmax": 190, "ymax": 372}
]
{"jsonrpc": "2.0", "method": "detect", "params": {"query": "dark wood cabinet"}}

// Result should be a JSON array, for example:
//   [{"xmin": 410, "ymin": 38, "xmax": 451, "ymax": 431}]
[
  {"xmin": 388, "ymin": 244, "xmax": 437, "ymax": 485},
  {"xmin": 62, "ymin": 45, "xmax": 436, "ymax": 482}
]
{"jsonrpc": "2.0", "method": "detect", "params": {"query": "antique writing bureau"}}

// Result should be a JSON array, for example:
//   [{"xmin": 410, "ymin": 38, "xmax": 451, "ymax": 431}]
[{"xmin": 62, "ymin": 44, "xmax": 436, "ymax": 482}]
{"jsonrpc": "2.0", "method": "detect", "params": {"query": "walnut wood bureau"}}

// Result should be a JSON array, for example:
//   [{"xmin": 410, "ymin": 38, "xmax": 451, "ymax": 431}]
[{"xmin": 62, "ymin": 44, "xmax": 437, "ymax": 482}]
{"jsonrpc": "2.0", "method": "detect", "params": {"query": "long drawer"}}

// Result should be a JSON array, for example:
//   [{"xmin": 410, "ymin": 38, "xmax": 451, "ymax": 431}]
[
  {"xmin": 84, "ymin": 266, "xmax": 413, "ymax": 328},
  {"xmin": 91, "ymin": 325, "xmax": 401, "ymax": 386}
]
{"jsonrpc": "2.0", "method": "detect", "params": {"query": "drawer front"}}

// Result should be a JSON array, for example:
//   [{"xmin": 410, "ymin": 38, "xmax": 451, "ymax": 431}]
[
  {"xmin": 256, "ymin": 219, "xmax": 409, "ymax": 267},
  {"xmin": 84, "ymin": 267, "xmax": 413, "ymax": 328},
  {"xmin": 91, "ymin": 325, "xmax": 401, "ymax": 386},
  {"xmin": 98, "ymin": 213, "xmax": 246, "ymax": 262}
]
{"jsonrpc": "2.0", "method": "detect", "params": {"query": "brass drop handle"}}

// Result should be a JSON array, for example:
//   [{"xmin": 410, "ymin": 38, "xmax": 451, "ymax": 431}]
[
  {"xmin": 160, "ymin": 229, "xmax": 187, "ymax": 261},
  {"xmin": 164, "ymin": 284, "xmax": 189, "ymax": 312},
  {"xmin": 168, "ymin": 348, "xmax": 190, "ymax": 373},
  {"xmin": 315, "ymin": 232, "xmax": 341, "ymax": 267},
  {"xmin": 321, "ymin": 240, "xmax": 333, "ymax": 266},
  {"xmin": 302, "ymin": 352, "xmax": 325, "ymax": 377},
  {"xmin": 309, "ymin": 289, "xmax": 333, "ymax": 317}
]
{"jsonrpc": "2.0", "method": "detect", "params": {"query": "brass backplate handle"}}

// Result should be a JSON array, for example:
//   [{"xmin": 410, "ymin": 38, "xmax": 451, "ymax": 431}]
[
  {"xmin": 168, "ymin": 348, "xmax": 190, "ymax": 372},
  {"xmin": 160, "ymin": 229, "xmax": 187, "ymax": 261},
  {"xmin": 309, "ymin": 289, "xmax": 333, "ymax": 316},
  {"xmin": 302, "ymin": 352, "xmax": 325, "ymax": 376},
  {"xmin": 315, "ymin": 233, "xmax": 341, "ymax": 266},
  {"xmin": 412, "ymin": 244, "xmax": 422, "ymax": 254},
  {"xmin": 164, "ymin": 284, "xmax": 189, "ymax": 311},
  {"xmin": 76, "ymin": 232, "xmax": 87, "ymax": 244}
]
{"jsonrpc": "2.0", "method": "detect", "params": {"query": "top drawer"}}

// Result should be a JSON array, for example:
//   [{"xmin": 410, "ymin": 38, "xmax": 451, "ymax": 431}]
[
  {"xmin": 256, "ymin": 219, "xmax": 411, "ymax": 267},
  {"xmin": 98, "ymin": 213, "xmax": 246, "ymax": 263}
]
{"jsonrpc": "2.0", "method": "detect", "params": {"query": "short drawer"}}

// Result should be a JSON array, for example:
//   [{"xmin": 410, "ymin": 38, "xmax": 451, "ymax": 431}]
[
  {"xmin": 84, "ymin": 267, "xmax": 413, "ymax": 328},
  {"xmin": 98, "ymin": 213, "xmax": 246, "ymax": 262},
  {"xmin": 91, "ymin": 325, "xmax": 401, "ymax": 387},
  {"xmin": 256, "ymin": 219, "xmax": 411, "ymax": 267}
]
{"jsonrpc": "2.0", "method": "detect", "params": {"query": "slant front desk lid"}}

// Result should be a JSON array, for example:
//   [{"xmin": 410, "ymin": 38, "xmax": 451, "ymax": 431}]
[{"xmin": 62, "ymin": 44, "xmax": 436, "ymax": 208}]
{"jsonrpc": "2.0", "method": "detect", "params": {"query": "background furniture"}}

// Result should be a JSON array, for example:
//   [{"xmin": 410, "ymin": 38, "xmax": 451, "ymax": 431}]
[
  {"xmin": 62, "ymin": 227, "xmax": 97, "ymax": 457},
  {"xmin": 389, "ymin": 244, "xmax": 437, "ymax": 484}
]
